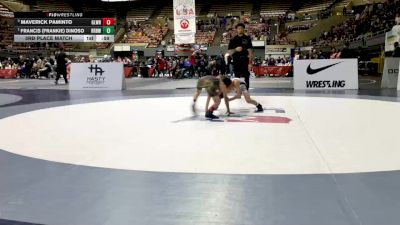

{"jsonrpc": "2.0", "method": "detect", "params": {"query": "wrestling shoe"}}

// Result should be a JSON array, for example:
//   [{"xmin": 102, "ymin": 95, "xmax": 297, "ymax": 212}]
[
  {"xmin": 205, "ymin": 112, "xmax": 219, "ymax": 119},
  {"xmin": 255, "ymin": 104, "xmax": 264, "ymax": 112}
]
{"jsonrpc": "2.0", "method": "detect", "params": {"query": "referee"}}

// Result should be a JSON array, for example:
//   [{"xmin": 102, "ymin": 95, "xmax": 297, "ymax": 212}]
[
  {"xmin": 55, "ymin": 48, "xmax": 68, "ymax": 85},
  {"xmin": 228, "ymin": 23, "xmax": 254, "ymax": 89}
]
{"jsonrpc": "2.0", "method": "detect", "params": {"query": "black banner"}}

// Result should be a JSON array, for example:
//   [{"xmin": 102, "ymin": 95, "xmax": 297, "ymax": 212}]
[
  {"xmin": 14, "ymin": 26, "xmax": 108, "ymax": 35},
  {"xmin": 14, "ymin": 12, "xmax": 114, "ymax": 18},
  {"xmin": 14, "ymin": 18, "xmax": 105, "ymax": 27}
]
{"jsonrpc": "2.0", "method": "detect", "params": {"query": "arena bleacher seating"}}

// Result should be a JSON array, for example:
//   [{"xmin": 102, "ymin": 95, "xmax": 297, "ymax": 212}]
[
  {"xmin": 33, "ymin": 0, "xmax": 73, "ymax": 12},
  {"xmin": 260, "ymin": 0, "xmax": 291, "ymax": 17},
  {"xmin": 82, "ymin": 2, "xmax": 117, "ymax": 15},
  {"xmin": 221, "ymin": 20, "xmax": 269, "ymax": 45},
  {"xmin": 195, "ymin": 30, "xmax": 216, "ymax": 46},
  {"xmin": 157, "ymin": 4, "xmax": 172, "ymax": 19},
  {"xmin": 0, "ymin": 0, "xmax": 29, "ymax": 12},
  {"xmin": 208, "ymin": 0, "xmax": 252, "ymax": 16},
  {"xmin": 335, "ymin": 0, "xmax": 353, "ymax": 13},
  {"xmin": 0, "ymin": 18, "xmax": 13, "ymax": 50},
  {"xmin": 0, "ymin": 3, "xmax": 13, "ymax": 17},
  {"xmin": 126, "ymin": 5, "xmax": 156, "ymax": 22},
  {"xmin": 123, "ymin": 23, "xmax": 168, "ymax": 48},
  {"xmin": 297, "ymin": 0, "xmax": 334, "ymax": 15},
  {"xmin": 316, "ymin": 1, "xmax": 397, "ymax": 46}
]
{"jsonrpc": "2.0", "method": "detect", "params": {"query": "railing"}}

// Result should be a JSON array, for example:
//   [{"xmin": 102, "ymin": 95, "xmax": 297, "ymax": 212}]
[
  {"xmin": 346, "ymin": 30, "xmax": 387, "ymax": 43},
  {"xmin": 266, "ymin": 40, "xmax": 297, "ymax": 45},
  {"xmin": 299, "ymin": 28, "xmax": 388, "ymax": 48}
]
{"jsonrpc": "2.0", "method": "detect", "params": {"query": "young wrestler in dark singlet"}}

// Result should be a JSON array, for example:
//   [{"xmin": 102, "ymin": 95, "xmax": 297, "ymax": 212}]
[{"xmin": 192, "ymin": 76, "xmax": 231, "ymax": 119}]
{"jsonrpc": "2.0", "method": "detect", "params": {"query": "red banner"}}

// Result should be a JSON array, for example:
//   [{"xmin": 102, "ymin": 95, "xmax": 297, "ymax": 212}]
[
  {"xmin": 124, "ymin": 67, "xmax": 134, "ymax": 78},
  {"xmin": 253, "ymin": 66, "xmax": 292, "ymax": 77},
  {"xmin": 0, "ymin": 69, "xmax": 18, "ymax": 78},
  {"xmin": 175, "ymin": 44, "xmax": 193, "ymax": 53}
]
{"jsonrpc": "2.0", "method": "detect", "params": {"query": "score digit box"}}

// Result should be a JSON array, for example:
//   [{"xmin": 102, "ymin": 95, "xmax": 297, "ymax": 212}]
[
  {"xmin": 102, "ymin": 18, "xmax": 115, "ymax": 26},
  {"xmin": 102, "ymin": 26, "xmax": 115, "ymax": 35}
]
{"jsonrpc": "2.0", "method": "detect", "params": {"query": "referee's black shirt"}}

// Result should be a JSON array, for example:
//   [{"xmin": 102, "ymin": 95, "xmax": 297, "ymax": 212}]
[{"xmin": 228, "ymin": 34, "xmax": 253, "ymax": 64}]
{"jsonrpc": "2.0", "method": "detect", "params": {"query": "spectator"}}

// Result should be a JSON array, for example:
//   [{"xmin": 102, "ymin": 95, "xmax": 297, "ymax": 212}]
[
  {"xmin": 38, "ymin": 59, "xmax": 52, "ymax": 78},
  {"xmin": 182, "ymin": 58, "xmax": 192, "ymax": 78},
  {"xmin": 341, "ymin": 42, "xmax": 356, "ymax": 58},
  {"xmin": 216, "ymin": 52, "xmax": 226, "ymax": 75},
  {"xmin": 330, "ymin": 48, "xmax": 340, "ymax": 59},
  {"xmin": 197, "ymin": 56, "xmax": 208, "ymax": 77},
  {"xmin": 156, "ymin": 57, "xmax": 167, "ymax": 77}
]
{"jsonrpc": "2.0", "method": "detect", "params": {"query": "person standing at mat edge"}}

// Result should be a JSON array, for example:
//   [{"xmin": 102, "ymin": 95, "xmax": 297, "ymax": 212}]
[
  {"xmin": 228, "ymin": 23, "xmax": 254, "ymax": 89},
  {"xmin": 55, "ymin": 48, "xmax": 68, "ymax": 85}
]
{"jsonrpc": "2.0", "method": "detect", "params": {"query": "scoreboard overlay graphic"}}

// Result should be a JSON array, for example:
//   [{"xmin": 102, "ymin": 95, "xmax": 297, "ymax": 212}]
[{"xmin": 13, "ymin": 12, "xmax": 115, "ymax": 43}]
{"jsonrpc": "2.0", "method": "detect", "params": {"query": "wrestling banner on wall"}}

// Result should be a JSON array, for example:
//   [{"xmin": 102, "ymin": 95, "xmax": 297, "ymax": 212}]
[{"xmin": 173, "ymin": 0, "xmax": 196, "ymax": 44}]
